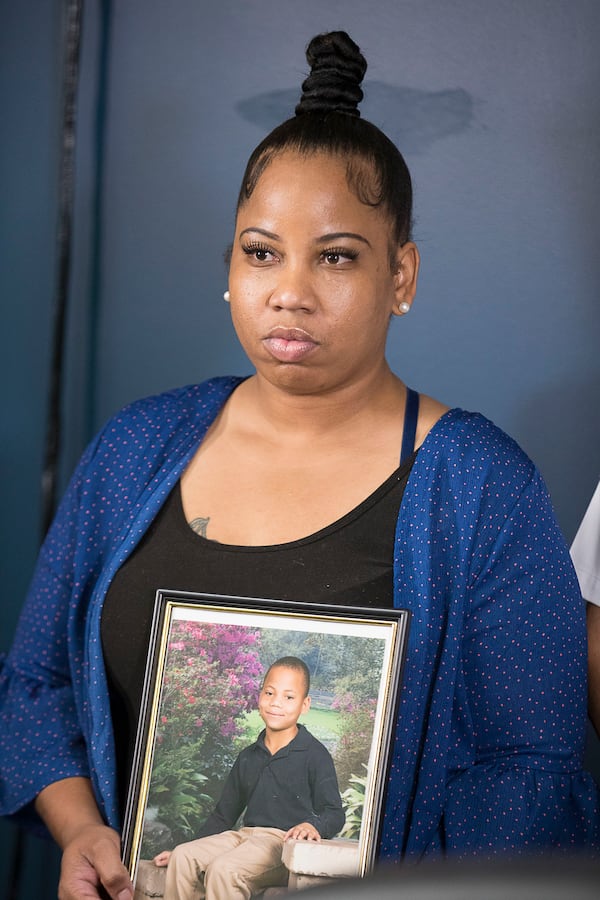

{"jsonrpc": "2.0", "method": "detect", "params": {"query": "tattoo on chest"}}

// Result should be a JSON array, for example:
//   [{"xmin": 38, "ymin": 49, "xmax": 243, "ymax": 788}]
[{"xmin": 189, "ymin": 516, "xmax": 210, "ymax": 537}]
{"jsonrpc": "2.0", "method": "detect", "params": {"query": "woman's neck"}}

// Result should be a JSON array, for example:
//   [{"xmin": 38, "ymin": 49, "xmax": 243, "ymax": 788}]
[{"xmin": 235, "ymin": 364, "xmax": 406, "ymax": 440}]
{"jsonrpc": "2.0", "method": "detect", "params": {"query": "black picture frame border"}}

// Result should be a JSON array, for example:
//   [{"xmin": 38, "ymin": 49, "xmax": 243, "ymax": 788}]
[{"xmin": 121, "ymin": 590, "xmax": 410, "ymax": 884}]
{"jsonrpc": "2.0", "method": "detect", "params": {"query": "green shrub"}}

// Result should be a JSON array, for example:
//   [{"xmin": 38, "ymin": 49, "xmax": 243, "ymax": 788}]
[{"xmin": 339, "ymin": 767, "xmax": 367, "ymax": 840}]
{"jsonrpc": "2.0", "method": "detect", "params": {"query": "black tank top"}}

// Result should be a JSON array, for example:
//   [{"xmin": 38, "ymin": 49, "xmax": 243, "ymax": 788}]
[{"xmin": 101, "ymin": 389, "xmax": 419, "ymax": 813}]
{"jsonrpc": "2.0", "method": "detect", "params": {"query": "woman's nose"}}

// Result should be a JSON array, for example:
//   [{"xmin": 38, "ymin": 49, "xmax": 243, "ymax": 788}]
[{"xmin": 268, "ymin": 265, "xmax": 316, "ymax": 312}]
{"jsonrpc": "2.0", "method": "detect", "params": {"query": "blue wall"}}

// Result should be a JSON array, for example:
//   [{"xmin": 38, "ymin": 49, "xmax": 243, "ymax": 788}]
[
  {"xmin": 1, "ymin": 2, "xmax": 599, "ymax": 897},
  {"xmin": 0, "ymin": 2, "xmax": 64, "ymax": 892},
  {"xmin": 64, "ymin": 1, "xmax": 600, "ymax": 537}
]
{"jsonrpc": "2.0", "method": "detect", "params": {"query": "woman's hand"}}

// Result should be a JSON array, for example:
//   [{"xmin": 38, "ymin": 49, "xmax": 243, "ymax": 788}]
[
  {"xmin": 35, "ymin": 777, "xmax": 133, "ymax": 900},
  {"xmin": 59, "ymin": 823, "xmax": 133, "ymax": 900},
  {"xmin": 284, "ymin": 821, "xmax": 321, "ymax": 841},
  {"xmin": 152, "ymin": 850, "xmax": 172, "ymax": 867}
]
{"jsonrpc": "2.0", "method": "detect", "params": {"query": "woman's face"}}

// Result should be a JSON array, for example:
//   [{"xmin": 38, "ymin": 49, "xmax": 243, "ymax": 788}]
[{"xmin": 228, "ymin": 151, "xmax": 418, "ymax": 396}]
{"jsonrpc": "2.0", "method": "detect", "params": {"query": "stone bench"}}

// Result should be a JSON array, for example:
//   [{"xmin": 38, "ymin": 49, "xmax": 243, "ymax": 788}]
[
  {"xmin": 133, "ymin": 838, "xmax": 360, "ymax": 898},
  {"xmin": 281, "ymin": 837, "xmax": 360, "ymax": 891}
]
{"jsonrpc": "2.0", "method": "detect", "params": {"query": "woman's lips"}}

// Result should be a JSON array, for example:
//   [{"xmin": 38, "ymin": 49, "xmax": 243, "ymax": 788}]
[{"xmin": 263, "ymin": 327, "xmax": 319, "ymax": 363}]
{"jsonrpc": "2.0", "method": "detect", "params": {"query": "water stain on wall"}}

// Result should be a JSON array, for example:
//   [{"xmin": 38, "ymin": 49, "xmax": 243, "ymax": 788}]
[{"xmin": 236, "ymin": 81, "xmax": 474, "ymax": 154}]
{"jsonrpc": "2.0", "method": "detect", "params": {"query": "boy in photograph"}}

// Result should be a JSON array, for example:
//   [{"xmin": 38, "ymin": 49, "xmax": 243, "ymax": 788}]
[{"xmin": 153, "ymin": 655, "xmax": 345, "ymax": 899}]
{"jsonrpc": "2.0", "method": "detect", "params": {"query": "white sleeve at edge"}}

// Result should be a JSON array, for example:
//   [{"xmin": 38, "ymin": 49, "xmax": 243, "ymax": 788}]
[{"xmin": 571, "ymin": 479, "xmax": 600, "ymax": 606}]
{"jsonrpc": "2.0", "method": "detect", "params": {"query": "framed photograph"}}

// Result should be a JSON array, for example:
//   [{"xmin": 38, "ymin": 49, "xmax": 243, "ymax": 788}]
[{"xmin": 122, "ymin": 591, "xmax": 410, "ymax": 891}]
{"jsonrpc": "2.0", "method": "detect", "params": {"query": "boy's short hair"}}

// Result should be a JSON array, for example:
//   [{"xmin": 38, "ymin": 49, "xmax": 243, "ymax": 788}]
[{"xmin": 263, "ymin": 656, "xmax": 311, "ymax": 697}]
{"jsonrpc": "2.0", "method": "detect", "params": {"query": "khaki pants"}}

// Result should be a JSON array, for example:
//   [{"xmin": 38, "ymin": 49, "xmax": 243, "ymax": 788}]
[{"xmin": 164, "ymin": 826, "xmax": 289, "ymax": 900}]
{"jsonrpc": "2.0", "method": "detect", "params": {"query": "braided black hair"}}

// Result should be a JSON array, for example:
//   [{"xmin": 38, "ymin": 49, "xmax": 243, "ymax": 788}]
[
  {"xmin": 295, "ymin": 31, "xmax": 366, "ymax": 118},
  {"xmin": 236, "ymin": 31, "xmax": 413, "ymax": 251}
]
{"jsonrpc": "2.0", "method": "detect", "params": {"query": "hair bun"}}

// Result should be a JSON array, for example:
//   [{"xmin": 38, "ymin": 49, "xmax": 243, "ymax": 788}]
[{"xmin": 295, "ymin": 31, "xmax": 367, "ymax": 118}]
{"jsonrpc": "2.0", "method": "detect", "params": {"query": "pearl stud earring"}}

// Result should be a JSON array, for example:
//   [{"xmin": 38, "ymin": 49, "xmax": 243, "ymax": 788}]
[
  {"xmin": 398, "ymin": 301, "xmax": 410, "ymax": 314},
  {"xmin": 223, "ymin": 291, "xmax": 230, "ymax": 303}
]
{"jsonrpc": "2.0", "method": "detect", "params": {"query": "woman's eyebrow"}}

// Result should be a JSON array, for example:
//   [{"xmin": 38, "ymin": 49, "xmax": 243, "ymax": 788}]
[
  {"xmin": 239, "ymin": 227, "xmax": 280, "ymax": 241},
  {"xmin": 238, "ymin": 227, "xmax": 371, "ymax": 247},
  {"xmin": 317, "ymin": 231, "xmax": 371, "ymax": 246}
]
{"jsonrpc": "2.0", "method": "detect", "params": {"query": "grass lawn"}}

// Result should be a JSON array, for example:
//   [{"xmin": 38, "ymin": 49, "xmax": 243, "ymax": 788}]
[{"xmin": 235, "ymin": 707, "xmax": 341, "ymax": 752}]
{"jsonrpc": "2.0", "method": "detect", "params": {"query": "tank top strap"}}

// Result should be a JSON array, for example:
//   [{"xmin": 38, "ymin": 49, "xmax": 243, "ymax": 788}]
[{"xmin": 400, "ymin": 387, "xmax": 420, "ymax": 466}]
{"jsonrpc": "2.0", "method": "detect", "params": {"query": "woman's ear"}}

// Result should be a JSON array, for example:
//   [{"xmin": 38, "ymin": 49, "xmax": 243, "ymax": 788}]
[{"xmin": 392, "ymin": 242, "xmax": 420, "ymax": 316}]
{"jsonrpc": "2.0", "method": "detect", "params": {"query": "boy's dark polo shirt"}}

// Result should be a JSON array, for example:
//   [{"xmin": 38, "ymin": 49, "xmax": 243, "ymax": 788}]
[{"xmin": 198, "ymin": 724, "xmax": 345, "ymax": 839}]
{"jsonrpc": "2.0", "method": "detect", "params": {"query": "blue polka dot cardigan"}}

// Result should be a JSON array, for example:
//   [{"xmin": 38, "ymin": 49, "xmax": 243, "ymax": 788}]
[{"xmin": 1, "ymin": 376, "xmax": 598, "ymax": 857}]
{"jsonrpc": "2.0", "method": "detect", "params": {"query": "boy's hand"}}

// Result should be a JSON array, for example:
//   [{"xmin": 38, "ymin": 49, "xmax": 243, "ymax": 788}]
[
  {"xmin": 153, "ymin": 850, "xmax": 172, "ymax": 867},
  {"xmin": 284, "ymin": 822, "xmax": 321, "ymax": 841}
]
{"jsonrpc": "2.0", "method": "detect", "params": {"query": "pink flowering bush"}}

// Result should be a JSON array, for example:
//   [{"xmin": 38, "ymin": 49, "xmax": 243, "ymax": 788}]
[{"xmin": 142, "ymin": 621, "xmax": 263, "ymax": 854}]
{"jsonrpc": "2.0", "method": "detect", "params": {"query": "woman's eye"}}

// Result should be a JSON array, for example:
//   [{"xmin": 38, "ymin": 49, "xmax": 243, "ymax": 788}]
[
  {"xmin": 322, "ymin": 248, "xmax": 357, "ymax": 265},
  {"xmin": 242, "ymin": 243, "xmax": 277, "ymax": 263}
]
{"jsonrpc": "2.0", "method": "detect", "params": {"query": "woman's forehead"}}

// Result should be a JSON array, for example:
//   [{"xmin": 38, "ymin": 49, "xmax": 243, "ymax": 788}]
[
  {"xmin": 236, "ymin": 151, "xmax": 389, "ymax": 232},
  {"xmin": 247, "ymin": 150, "xmax": 349, "ymax": 196}
]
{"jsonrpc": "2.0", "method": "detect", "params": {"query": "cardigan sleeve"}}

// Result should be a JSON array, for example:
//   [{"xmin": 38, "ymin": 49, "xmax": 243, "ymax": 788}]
[
  {"xmin": 0, "ymin": 441, "xmax": 99, "ymax": 832},
  {"xmin": 443, "ymin": 466, "xmax": 599, "ymax": 853},
  {"xmin": 0, "ymin": 378, "xmax": 243, "ymax": 834}
]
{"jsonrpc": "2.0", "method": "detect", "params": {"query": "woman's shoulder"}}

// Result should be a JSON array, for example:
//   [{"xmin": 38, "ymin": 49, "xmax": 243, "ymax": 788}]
[
  {"xmin": 414, "ymin": 392, "xmax": 450, "ymax": 450},
  {"xmin": 70, "ymin": 376, "xmax": 245, "ymax": 487},
  {"xmin": 104, "ymin": 375, "xmax": 244, "ymax": 432},
  {"xmin": 414, "ymin": 394, "xmax": 537, "ymax": 493},
  {"xmin": 417, "ymin": 391, "xmax": 529, "ymax": 459},
  {"xmin": 406, "ymin": 401, "xmax": 554, "ymax": 546}
]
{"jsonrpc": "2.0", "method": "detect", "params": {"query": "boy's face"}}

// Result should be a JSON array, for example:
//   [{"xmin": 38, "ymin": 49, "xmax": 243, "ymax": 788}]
[{"xmin": 258, "ymin": 665, "xmax": 310, "ymax": 734}]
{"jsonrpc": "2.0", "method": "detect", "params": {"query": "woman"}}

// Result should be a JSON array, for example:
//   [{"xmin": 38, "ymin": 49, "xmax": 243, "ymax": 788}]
[{"xmin": 1, "ymin": 30, "xmax": 598, "ymax": 900}]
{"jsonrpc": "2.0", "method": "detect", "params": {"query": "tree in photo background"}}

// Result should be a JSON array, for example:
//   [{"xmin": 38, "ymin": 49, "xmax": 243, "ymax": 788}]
[
  {"xmin": 330, "ymin": 670, "xmax": 379, "ymax": 794},
  {"xmin": 327, "ymin": 638, "xmax": 385, "ymax": 839},
  {"xmin": 142, "ymin": 620, "xmax": 263, "ymax": 856}
]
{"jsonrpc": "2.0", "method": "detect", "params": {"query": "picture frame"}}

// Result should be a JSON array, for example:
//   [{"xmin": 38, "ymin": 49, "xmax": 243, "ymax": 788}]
[{"xmin": 122, "ymin": 590, "xmax": 410, "ymax": 891}]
